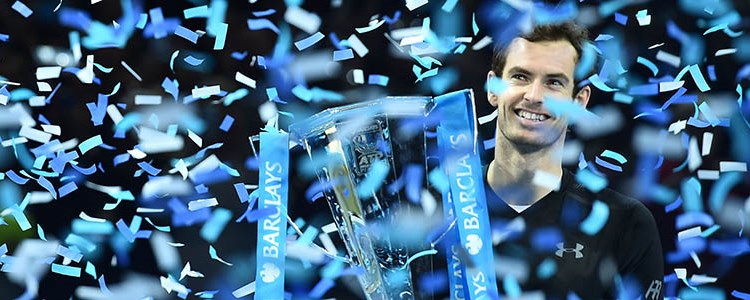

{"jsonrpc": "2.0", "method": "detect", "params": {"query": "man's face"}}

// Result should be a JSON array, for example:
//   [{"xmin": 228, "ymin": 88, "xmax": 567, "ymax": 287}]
[{"xmin": 488, "ymin": 38, "xmax": 590, "ymax": 150}]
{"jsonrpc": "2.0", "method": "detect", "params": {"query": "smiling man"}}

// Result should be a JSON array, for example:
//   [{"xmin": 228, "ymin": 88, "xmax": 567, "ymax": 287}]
[{"xmin": 484, "ymin": 22, "xmax": 664, "ymax": 299}]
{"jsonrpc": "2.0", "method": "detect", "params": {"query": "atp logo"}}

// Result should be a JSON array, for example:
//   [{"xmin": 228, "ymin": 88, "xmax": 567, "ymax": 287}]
[
  {"xmin": 259, "ymin": 263, "xmax": 281, "ymax": 283},
  {"xmin": 465, "ymin": 234, "xmax": 483, "ymax": 255},
  {"xmin": 555, "ymin": 242, "xmax": 584, "ymax": 259}
]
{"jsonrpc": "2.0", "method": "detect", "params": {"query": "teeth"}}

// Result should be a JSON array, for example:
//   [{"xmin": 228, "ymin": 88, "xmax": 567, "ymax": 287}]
[{"xmin": 518, "ymin": 110, "xmax": 548, "ymax": 121}]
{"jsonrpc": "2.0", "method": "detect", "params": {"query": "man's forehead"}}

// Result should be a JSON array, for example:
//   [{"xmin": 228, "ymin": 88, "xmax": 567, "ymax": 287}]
[
  {"xmin": 504, "ymin": 38, "xmax": 578, "ymax": 74},
  {"xmin": 507, "ymin": 38, "xmax": 577, "ymax": 56}
]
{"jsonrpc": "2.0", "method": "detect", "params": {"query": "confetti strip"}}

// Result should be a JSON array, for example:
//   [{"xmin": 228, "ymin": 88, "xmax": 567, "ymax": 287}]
[
  {"xmin": 294, "ymin": 32, "xmax": 325, "ymax": 51},
  {"xmin": 209, "ymin": 245, "xmax": 233, "ymax": 266},
  {"xmin": 235, "ymin": 71, "xmax": 256, "ymax": 88},
  {"xmin": 284, "ymin": 6, "xmax": 321, "ymax": 34},
  {"xmin": 51, "ymin": 264, "xmax": 81, "ymax": 277},
  {"xmin": 120, "ymin": 61, "xmax": 143, "ymax": 81},
  {"xmin": 183, "ymin": 5, "xmax": 209, "ymax": 19},
  {"xmin": 12, "ymin": 1, "xmax": 33, "ymax": 18}
]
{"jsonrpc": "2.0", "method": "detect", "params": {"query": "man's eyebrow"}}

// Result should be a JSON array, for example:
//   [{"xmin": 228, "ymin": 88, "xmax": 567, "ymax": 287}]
[
  {"xmin": 547, "ymin": 73, "xmax": 571, "ymax": 84},
  {"xmin": 504, "ymin": 66, "xmax": 531, "ymax": 76}
]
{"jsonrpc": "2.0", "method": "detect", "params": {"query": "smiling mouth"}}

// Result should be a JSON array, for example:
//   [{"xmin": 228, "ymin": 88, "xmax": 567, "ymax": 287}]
[{"xmin": 514, "ymin": 109, "xmax": 551, "ymax": 122}]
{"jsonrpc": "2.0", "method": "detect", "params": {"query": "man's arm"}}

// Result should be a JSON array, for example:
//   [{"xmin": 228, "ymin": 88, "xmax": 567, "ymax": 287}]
[{"xmin": 617, "ymin": 201, "xmax": 665, "ymax": 300}]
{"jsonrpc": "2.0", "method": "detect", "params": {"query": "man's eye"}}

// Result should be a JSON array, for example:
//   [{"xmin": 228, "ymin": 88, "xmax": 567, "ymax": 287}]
[
  {"xmin": 511, "ymin": 74, "xmax": 527, "ymax": 81},
  {"xmin": 548, "ymin": 80, "xmax": 564, "ymax": 87}
]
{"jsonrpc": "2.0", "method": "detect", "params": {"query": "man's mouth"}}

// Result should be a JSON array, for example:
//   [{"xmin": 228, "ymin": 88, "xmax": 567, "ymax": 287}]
[{"xmin": 514, "ymin": 109, "xmax": 551, "ymax": 122}]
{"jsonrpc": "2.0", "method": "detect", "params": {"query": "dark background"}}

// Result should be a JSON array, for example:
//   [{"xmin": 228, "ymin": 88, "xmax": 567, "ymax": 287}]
[{"xmin": 1, "ymin": 0, "xmax": 749, "ymax": 299}]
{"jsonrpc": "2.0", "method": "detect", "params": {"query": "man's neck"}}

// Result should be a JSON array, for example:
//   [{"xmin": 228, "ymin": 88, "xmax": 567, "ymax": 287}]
[{"xmin": 487, "ymin": 136, "xmax": 564, "ymax": 206}]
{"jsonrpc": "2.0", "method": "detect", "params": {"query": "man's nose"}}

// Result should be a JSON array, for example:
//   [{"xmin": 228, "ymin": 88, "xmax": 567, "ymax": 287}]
[{"xmin": 523, "ymin": 81, "xmax": 545, "ymax": 103}]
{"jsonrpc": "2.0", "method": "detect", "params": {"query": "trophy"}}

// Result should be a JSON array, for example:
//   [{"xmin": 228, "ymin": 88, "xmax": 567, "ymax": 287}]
[{"xmin": 288, "ymin": 89, "xmax": 497, "ymax": 299}]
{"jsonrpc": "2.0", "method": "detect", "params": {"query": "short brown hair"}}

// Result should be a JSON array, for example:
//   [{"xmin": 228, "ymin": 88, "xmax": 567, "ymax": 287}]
[{"xmin": 491, "ymin": 21, "xmax": 590, "ymax": 78}]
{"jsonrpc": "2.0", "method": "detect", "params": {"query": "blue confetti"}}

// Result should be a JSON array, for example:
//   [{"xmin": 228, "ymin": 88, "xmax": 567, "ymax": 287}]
[
  {"xmin": 12, "ymin": 1, "xmax": 33, "ymax": 18},
  {"xmin": 219, "ymin": 115, "xmax": 234, "ymax": 132},
  {"xmin": 636, "ymin": 56, "xmax": 659, "ymax": 76},
  {"xmin": 57, "ymin": 245, "xmax": 84, "ymax": 263},
  {"xmin": 137, "ymin": 161, "xmax": 162, "ymax": 176},
  {"xmin": 174, "ymin": 25, "xmax": 200, "ymax": 43},
  {"xmin": 136, "ymin": 13, "xmax": 148, "ymax": 29},
  {"xmin": 676, "ymin": 211, "xmax": 714, "ymax": 229},
  {"xmin": 709, "ymin": 172, "xmax": 742, "ymax": 214},
  {"xmin": 200, "ymin": 208, "xmax": 232, "ymax": 243},
  {"xmin": 213, "ymin": 22, "xmax": 228, "ymax": 50},
  {"xmin": 575, "ymin": 168, "xmax": 608, "ymax": 192},
  {"xmin": 614, "ymin": 12, "xmax": 628, "ymax": 25},
  {"xmin": 628, "ymin": 83, "xmax": 659, "ymax": 96},
  {"xmin": 184, "ymin": 55, "xmax": 204, "ymax": 66},
  {"xmin": 51, "ymin": 264, "xmax": 81, "ymax": 277},
  {"xmin": 161, "ymin": 77, "xmax": 180, "ymax": 102},
  {"xmin": 332, "ymin": 49, "xmax": 354, "ymax": 61},
  {"xmin": 537, "ymin": 258, "xmax": 557, "ymax": 279},
  {"xmin": 356, "ymin": 160, "xmax": 389, "ymax": 198},
  {"xmin": 85, "ymin": 94, "xmax": 108, "ymax": 126},
  {"xmin": 579, "ymin": 200, "xmax": 610, "ymax": 235},
  {"xmin": 231, "ymin": 51, "xmax": 248, "ymax": 60},
  {"xmin": 247, "ymin": 18, "xmax": 280, "ymax": 34},
  {"xmin": 58, "ymin": 181, "xmax": 78, "ymax": 198},
  {"xmin": 595, "ymin": 156, "xmax": 623, "ymax": 172},
  {"xmin": 368, "ymin": 74, "xmax": 389, "ymax": 86},
  {"xmin": 428, "ymin": 168, "xmax": 450, "ymax": 194},
  {"xmin": 184, "ymin": 5, "xmax": 209, "ymax": 19},
  {"xmin": 294, "ymin": 32, "xmax": 325, "ymax": 51},
  {"xmin": 98, "ymin": 275, "xmax": 113, "ymax": 295},
  {"xmin": 503, "ymin": 274, "xmax": 522, "ymax": 298},
  {"xmin": 681, "ymin": 177, "xmax": 703, "ymax": 212}
]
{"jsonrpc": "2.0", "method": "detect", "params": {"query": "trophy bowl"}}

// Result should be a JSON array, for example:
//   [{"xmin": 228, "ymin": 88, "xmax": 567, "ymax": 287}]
[{"xmin": 289, "ymin": 95, "xmax": 443, "ymax": 300}]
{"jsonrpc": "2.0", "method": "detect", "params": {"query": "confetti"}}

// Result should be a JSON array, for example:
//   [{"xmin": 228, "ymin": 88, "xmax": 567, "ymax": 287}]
[
  {"xmin": 232, "ymin": 281, "xmax": 256, "ymax": 298},
  {"xmin": 636, "ymin": 56, "xmax": 659, "ymax": 76},
  {"xmin": 51, "ymin": 264, "xmax": 82, "ymax": 277},
  {"xmin": 355, "ymin": 19, "xmax": 386, "ymax": 34},
  {"xmin": 247, "ymin": 19, "xmax": 280, "ymax": 34},
  {"xmin": 234, "ymin": 71, "xmax": 256, "ymax": 89},
  {"xmin": 294, "ymin": 32, "xmax": 325, "ymax": 51},
  {"xmin": 191, "ymin": 85, "xmax": 221, "ymax": 99},
  {"xmin": 532, "ymin": 170, "xmax": 561, "ymax": 191},
  {"xmin": 209, "ymin": 245, "xmax": 233, "ymax": 266},
  {"xmin": 332, "ymin": 49, "xmax": 354, "ymax": 61},
  {"xmin": 12, "ymin": 1, "xmax": 33, "ymax": 18},
  {"xmin": 406, "ymin": 0, "xmax": 429, "ymax": 11},
  {"xmin": 368, "ymin": 74, "xmax": 389, "ymax": 86},
  {"xmin": 188, "ymin": 198, "xmax": 218, "ymax": 211},
  {"xmin": 120, "ymin": 61, "xmax": 143, "ymax": 82},
  {"xmin": 200, "ymin": 208, "xmax": 232, "ymax": 243},
  {"xmin": 174, "ymin": 25, "xmax": 200, "ymax": 44},
  {"xmin": 579, "ymin": 200, "xmax": 610, "ymax": 235},
  {"xmin": 656, "ymin": 50, "xmax": 681, "ymax": 68},
  {"xmin": 184, "ymin": 5, "xmax": 209, "ymax": 19},
  {"xmin": 356, "ymin": 160, "xmax": 390, "ymax": 198},
  {"xmin": 213, "ymin": 22, "xmax": 228, "ymax": 50},
  {"xmin": 284, "ymin": 6, "xmax": 321, "ymax": 34}
]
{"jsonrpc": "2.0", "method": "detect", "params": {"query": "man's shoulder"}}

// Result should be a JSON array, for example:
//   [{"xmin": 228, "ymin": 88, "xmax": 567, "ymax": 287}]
[{"xmin": 564, "ymin": 169, "xmax": 653, "ymax": 218}]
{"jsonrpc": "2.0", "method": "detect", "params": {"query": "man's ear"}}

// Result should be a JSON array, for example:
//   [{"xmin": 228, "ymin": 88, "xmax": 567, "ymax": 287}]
[
  {"xmin": 574, "ymin": 85, "xmax": 591, "ymax": 108},
  {"xmin": 487, "ymin": 70, "xmax": 498, "ymax": 107}
]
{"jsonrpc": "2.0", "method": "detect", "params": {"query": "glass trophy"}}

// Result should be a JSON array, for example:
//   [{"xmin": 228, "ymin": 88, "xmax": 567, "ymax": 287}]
[{"xmin": 289, "ymin": 90, "xmax": 480, "ymax": 299}]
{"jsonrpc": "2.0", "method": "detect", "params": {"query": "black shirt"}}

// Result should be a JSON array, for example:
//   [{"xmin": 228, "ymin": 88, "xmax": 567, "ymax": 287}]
[{"xmin": 484, "ymin": 168, "xmax": 664, "ymax": 299}]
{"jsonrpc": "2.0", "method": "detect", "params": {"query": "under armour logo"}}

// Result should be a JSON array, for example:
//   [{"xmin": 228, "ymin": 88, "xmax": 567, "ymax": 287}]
[
  {"xmin": 645, "ymin": 280, "xmax": 662, "ymax": 300},
  {"xmin": 555, "ymin": 243, "xmax": 584, "ymax": 259}
]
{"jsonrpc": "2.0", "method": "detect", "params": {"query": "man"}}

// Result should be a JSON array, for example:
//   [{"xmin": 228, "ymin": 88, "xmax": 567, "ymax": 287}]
[{"xmin": 484, "ymin": 22, "xmax": 664, "ymax": 299}]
